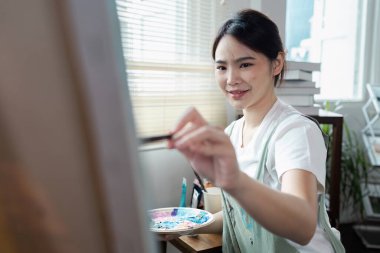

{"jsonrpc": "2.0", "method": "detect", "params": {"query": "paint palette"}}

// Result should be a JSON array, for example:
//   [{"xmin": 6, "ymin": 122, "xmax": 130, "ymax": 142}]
[{"xmin": 148, "ymin": 207, "xmax": 214, "ymax": 234}]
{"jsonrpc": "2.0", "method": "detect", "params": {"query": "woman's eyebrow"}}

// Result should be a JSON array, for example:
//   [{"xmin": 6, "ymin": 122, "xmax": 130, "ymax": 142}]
[
  {"xmin": 236, "ymin": 56, "xmax": 256, "ymax": 63},
  {"xmin": 215, "ymin": 59, "xmax": 226, "ymax": 64},
  {"xmin": 215, "ymin": 56, "xmax": 256, "ymax": 64}
]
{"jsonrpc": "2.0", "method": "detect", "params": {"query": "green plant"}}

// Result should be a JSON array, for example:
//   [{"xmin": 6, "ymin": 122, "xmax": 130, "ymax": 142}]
[{"xmin": 322, "ymin": 101, "xmax": 370, "ymax": 219}]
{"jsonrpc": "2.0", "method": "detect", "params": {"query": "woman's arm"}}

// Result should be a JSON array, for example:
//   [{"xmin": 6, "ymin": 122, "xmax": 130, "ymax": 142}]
[
  {"xmin": 227, "ymin": 169, "xmax": 318, "ymax": 245},
  {"xmin": 170, "ymin": 107, "xmax": 318, "ymax": 245}
]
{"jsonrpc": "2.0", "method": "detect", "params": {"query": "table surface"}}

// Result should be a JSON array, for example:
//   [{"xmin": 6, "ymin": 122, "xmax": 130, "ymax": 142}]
[{"xmin": 170, "ymin": 234, "xmax": 222, "ymax": 253}]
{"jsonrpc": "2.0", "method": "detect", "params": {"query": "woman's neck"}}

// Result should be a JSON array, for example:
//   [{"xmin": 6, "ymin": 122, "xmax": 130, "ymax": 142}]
[{"xmin": 242, "ymin": 95, "xmax": 277, "ymax": 129}]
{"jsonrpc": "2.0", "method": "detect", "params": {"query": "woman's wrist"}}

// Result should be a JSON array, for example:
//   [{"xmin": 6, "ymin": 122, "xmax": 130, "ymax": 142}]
[{"xmin": 223, "ymin": 171, "xmax": 247, "ymax": 196}]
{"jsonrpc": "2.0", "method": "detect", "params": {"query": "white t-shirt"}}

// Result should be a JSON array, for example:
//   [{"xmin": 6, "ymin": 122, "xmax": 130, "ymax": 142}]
[{"xmin": 226, "ymin": 99, "xmax": 334, "ymax": 253}]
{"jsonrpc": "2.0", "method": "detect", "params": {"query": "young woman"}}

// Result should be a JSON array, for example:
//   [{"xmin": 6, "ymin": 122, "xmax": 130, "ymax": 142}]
[{"xmin": 168, "ymin": 9, "xmax": 345, "ymax": 253}]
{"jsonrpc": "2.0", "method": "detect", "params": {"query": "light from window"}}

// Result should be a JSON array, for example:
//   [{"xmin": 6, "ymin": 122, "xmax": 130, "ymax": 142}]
[
  {"xmin": 116, "ymin": 0, "xmax": 227, "ymax": 137},
  {"xmin": 286, "ymin": 0, "xmax": 364, "ymax": 101}
]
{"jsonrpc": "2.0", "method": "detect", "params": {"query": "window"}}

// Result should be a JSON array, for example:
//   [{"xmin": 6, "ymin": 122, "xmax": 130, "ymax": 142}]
[
  {"xmin": 286, "ymin": 0, "xmax": 365, "ymax": 101},
  {"xmin": 116, "ymin": 0, "xmax": 227, "ymax": 136}
]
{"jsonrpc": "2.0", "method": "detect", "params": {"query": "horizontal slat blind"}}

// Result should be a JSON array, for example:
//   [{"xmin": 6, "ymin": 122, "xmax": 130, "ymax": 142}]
[{"xmin": 116, "ymin": 0, "xmax": 227, "ymax": 136}]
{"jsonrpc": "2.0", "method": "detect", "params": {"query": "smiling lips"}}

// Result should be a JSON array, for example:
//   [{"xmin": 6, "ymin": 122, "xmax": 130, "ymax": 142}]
[{"xmin": 227, "ymin": 89, "xmax": 249, "ymax": 99}]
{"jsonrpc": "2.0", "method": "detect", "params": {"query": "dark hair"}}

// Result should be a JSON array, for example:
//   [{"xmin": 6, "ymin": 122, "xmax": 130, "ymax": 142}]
[{"xmin": 212, "ymin": 9, "xmax": 285, "ymax": 86}]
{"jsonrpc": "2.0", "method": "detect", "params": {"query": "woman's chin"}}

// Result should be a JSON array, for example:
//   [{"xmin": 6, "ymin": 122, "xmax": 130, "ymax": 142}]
[{"xmin": 229, "ymin": 101, "xmax": 245, "ymax": 110}]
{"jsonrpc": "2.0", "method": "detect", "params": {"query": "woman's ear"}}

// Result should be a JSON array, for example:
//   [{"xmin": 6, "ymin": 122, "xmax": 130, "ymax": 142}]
[{"xmin": 272, "ymin": 52, "xmax": 285, "ymax": 76}]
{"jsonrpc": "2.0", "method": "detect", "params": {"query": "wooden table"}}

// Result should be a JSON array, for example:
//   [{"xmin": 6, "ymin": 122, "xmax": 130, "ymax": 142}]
[{"xmin": 170, "ymin": 234, "xmax": 222, "ymax": 253}]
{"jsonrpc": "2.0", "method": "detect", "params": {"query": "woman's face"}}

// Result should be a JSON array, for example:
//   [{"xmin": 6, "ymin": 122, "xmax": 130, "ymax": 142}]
[{"xmin": 214, "ymin": 35, "xmax": 279, "ymax": 111}]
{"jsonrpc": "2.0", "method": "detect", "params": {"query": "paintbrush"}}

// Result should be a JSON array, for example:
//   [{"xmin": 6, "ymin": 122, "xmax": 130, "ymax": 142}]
[
  {"xmin": 139, "ymin": 134, "xmax": 172, "ymax": 145},
  {"xmin": 192, "ymin": 168, "xmax": 207, "ymax": 193}
]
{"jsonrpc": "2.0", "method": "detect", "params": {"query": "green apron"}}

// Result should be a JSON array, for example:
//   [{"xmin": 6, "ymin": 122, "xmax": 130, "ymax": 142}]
[{"xmin": 222, "ymin": 115, "xmax": 345, "ymax": 253}]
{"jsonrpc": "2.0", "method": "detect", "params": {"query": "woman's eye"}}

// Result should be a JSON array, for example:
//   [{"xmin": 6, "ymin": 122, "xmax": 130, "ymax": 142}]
[
  {"xmin": 216, "ymin": 66, "xmax": 226, "ymax": 71},
  {"xmin": 240, "ymin": 63, "xmax": 252, "ymax": 68}
]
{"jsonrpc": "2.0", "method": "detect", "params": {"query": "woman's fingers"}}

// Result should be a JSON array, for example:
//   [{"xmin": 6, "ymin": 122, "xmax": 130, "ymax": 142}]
[
  {"xmin": 168, "ymin": 108, "xmax": 207, "ymax": 149},
  {"xmin": 169, "ymin": 111, "xmax": 240, "ymax": 189},
  {"xmin": 168, "ymin": 122, "xmax": 200, "ymax": 149},
  {"xmin": 174, "ymin": 125, "xmax": 229, "ymax": 154},
  {"xmin": 172, "ymin": 107, "xmax": 207, "ymax": 133}
]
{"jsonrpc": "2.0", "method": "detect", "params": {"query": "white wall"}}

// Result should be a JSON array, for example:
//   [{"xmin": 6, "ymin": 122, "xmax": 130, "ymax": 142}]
[{"xmin": 139, "ymin": 149, "xmax": 196, "ymax": 209}]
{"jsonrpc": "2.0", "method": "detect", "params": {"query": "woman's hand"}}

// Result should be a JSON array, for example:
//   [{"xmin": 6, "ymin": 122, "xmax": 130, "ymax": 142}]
[{"xmin": 168, "ymin": 107, "xmax": 240, "ymax": 190}]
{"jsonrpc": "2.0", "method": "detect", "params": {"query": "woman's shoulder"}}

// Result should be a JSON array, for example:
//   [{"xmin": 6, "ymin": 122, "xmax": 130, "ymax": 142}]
[
  {"xmin": 275, "ymin": 101, "xmax": 318, "ymax": 129},
  {"xmin": 274, "ymin": 119, "xmax": 324, "ymax": 153}
]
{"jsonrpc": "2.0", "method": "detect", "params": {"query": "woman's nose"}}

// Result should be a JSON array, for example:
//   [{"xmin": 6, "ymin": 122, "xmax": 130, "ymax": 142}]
[{"xmin": 227, "ymin": 69, "xmax": 241, "ymax": 86}]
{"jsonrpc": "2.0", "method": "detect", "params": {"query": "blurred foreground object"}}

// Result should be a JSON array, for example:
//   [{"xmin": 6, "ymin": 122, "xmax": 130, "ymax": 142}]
[{"xmin": 0, "ymin": 163, "xmax": 79, "ymax": 253}]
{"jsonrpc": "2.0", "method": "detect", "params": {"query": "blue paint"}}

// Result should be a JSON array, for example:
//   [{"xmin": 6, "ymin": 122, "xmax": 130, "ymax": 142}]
[
  {"xmin": 187, "ymin": 212, "xmax": 210, "ymax": 224},
  {"xmin": 153, "ymin": 221, "xmax": 180, "ymax": 229},
  {"xmin": 175, "ymin": 208, "xmax": 188, "ymax": 217},
  {"xmin": 150, "ymin": 208, "xmax": 212, "ymax": 231}
]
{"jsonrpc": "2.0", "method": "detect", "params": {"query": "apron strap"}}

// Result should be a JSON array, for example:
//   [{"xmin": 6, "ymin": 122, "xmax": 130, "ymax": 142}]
[{"xmin": 318, "ymin": 195, "xmax": 346, "ymax": 252}]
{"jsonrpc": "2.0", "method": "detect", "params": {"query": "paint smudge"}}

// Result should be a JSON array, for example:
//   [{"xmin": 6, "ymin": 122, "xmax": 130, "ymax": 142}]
[
  {"xmin": 171, "ymin": 208, "xmax": 178, "ymax": 216},
  {"xmin": 149, "ymin": 207, "xmax": 212, "ymax": 231}
]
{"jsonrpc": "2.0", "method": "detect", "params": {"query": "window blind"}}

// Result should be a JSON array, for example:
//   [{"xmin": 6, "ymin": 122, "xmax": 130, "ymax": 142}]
[{"xmin": 116, "ymin": 0, "xmax": 227, "ymax": 137}]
